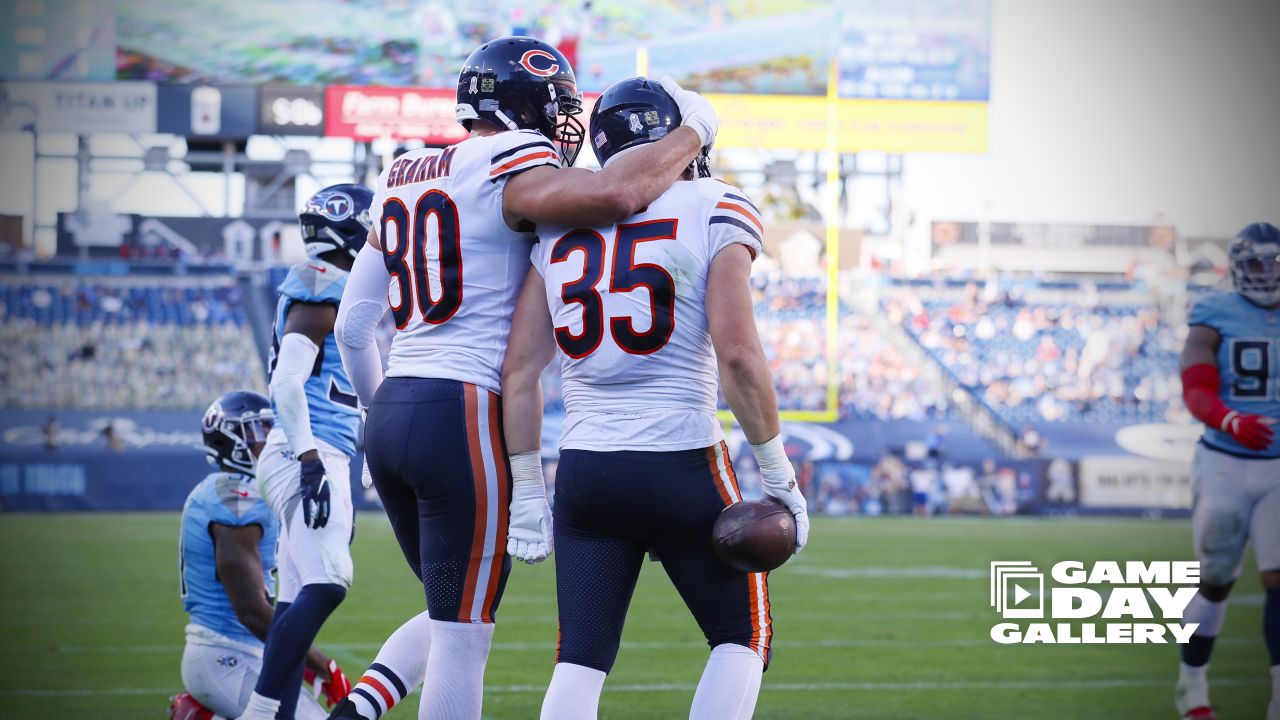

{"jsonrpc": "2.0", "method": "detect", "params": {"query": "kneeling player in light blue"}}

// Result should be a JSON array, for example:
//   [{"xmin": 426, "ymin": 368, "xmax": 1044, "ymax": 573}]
[{"xmin": 172, "ymin": 390, "xmax": 348, "ymax": 720}]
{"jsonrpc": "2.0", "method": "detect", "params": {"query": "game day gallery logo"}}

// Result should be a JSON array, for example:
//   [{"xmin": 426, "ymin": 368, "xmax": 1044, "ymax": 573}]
[{"xmin": 989, "ymin": 560, "xmax": 1200, "ymax": 644}]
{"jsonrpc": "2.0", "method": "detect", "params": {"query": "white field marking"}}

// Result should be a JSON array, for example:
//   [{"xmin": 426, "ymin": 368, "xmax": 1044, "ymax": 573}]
[
  {"xmin": 787, "ymin": 566, "xmax": 988, "ymax": 579},
  {"xmin": 17, "ymin": 635, "xmax": 1263, "ymax": 656},
  {"xmin": 1, "ymin": 676, "xmax": 1266, "ymax": 698}
]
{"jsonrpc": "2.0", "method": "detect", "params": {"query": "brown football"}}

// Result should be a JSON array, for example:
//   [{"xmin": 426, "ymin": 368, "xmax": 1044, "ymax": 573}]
[{"xmin": 712, "ymin": 499, "xmax": 796, "ymax": 573}]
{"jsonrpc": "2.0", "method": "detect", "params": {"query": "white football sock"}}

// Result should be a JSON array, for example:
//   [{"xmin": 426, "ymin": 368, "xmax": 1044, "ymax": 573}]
[
  {"xmin": 689, "ymin": 644, "xmax": 764, "ymax": 720},
  {"xmin": 238, "ymin": 692, "xmax": 280, "ymax": 720},
  {"xmin": 349, "ymin": 611, "xmax": 432, "ymax": 719},
  {"xmin": 418, "ymin": 620, "xmax": 494, "ymax": 720},
  {"xmin": 1182, "ymin": 593, "xmax": 1228, "ymax": 638},
  {"xmin": 540, "ymin": 662, "xmax": 607, "ymax": 720}
]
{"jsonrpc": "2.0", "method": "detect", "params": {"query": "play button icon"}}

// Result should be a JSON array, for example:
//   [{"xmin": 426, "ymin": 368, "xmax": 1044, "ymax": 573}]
[{"xmin": 1013, "ymin": 584, "xmax": 1033, "ymax": 606}]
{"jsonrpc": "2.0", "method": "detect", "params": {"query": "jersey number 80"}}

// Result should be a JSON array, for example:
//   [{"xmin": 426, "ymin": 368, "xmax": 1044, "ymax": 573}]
[{"xmin": 380, "ymin": 191, "xmax": 464, "ymax": 329}]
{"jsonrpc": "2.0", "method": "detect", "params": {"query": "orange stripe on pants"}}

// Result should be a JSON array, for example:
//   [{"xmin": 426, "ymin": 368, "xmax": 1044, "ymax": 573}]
[
  {"xmin": 706, "ymin": 445, "xmax": 734, "ymax": 506},
  {"xmin": 479, "ymin": 391, "xmax": 510, "ymax": 623},
  {"xmin": 459, "ymin": 384, "xmax": 488, "ymax": 622}
]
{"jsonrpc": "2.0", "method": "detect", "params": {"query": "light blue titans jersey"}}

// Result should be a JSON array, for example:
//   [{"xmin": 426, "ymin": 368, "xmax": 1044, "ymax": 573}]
[
  {"xmin": 269, "ymin": 260, "xmax": 361, "ymax": 456},
  {"xmin": 1188, "ymin": 291, "xmax": 1280, "ymax": 458},
  {"xmin": 180, "ymin": 472, "xmax": 277, "ymax": 647}
]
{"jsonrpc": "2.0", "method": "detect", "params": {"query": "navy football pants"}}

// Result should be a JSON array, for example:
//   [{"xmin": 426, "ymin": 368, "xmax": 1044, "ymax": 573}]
[
  {"xmin": 364, "ymin": 378, "xmax": 512, "ymax": 623},
  {"xmin": 553, "ymin": 442, "xmax": 773, "ymax": 673}
]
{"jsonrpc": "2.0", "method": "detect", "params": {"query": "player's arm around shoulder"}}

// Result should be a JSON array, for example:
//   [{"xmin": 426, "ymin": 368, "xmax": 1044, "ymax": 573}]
[{"xmin": 502, "ymin": 125, "xmax": 705, "ymax": 230}]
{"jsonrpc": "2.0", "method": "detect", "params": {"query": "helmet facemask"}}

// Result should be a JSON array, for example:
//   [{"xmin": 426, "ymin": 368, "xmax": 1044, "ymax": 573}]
[
  {"xmin": 547, "ymin": 81, "xmax": 585, "ymax": 166},
  {"xmin": 1232, "ymin": 244, "xmax": 1280, "ymax": 307},
  {"xmin": 204, "ymin": 405, "xmax": 274, "ymax": 474}
]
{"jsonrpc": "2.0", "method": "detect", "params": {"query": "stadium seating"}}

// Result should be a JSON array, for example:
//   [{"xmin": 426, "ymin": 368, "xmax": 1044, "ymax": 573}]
[
  {"xmin": 0, "ymin": 276, "xmax": 266, "ymax": 410},
  {"xmin": 540, "ymin": 274, "xmax": 954, "ymax": 421},
  {"xmin": 884, "ymin": 280, "xmax": 1187, "ymax": 427}
]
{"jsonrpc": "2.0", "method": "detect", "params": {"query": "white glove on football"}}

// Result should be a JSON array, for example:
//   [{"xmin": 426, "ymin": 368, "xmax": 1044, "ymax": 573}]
[
  {"xmin": 750, "ymin": 435, "xmax": 809, "ymax": 553},
  {"xmin": 507, "ymin": 451, "xmax": 553, "ymax": 564},
  {"xmin": 659, "ymin": 75, "xmax": 718, "ymax": 150}
]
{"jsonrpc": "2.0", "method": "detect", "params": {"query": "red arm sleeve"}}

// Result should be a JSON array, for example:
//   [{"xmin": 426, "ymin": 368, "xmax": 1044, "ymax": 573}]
[{"xmin": 1181, "ymin": 363, "xmax": 1232, "ymax": 431}]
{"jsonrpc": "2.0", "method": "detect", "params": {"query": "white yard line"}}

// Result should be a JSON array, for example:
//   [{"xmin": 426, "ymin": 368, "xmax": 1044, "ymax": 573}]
[{"xmin": 3, "ymin": 677, "xmax": 1263, "ymax": 698}]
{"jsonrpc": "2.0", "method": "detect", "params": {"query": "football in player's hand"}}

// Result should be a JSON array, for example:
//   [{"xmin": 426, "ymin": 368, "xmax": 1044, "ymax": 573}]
[{"xmin": 712, "ymin": 499, "xmax": 796, "ymax": 572}]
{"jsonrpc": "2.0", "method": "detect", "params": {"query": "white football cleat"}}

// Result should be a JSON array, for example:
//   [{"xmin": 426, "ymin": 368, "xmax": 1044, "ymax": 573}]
[{"xmin": 1175, "ymin": 675, "xmax": 1216, "ymax": 720}]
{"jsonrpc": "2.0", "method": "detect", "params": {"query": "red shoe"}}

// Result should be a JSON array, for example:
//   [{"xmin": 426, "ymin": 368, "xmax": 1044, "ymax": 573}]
[
  {"xmin": 1183, "ymin": 707, "xmax": 1218, "ymax": 720},
  {"xmin": 169, "ymin": 692, "xmax": 214, "ymax": 720}
]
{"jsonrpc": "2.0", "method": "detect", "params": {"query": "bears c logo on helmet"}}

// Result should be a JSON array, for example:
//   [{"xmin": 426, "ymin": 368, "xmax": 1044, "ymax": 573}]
[{"xmin": 519, "ymin": 49, "xmax": 560, "ymax": 77}]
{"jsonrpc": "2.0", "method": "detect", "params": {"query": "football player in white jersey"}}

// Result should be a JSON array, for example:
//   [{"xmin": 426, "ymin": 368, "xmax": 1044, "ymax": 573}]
[
  {"xmin": 500, "ymin": 77, "xmax": 810, "ymax": 720},
  {"xmin": 1174, "ymin": 222, "xmax": 1280, "ymax": 720},
  {"xmin": 329, "ymin": 38, "xmax": 718, "ymax": 720}
]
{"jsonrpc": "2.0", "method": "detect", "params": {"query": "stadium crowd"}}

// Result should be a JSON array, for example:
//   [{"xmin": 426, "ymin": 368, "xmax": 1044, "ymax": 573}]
[
  {"xmin": 882, "ymin": 280, "xmax": 1188, "ymax": 426},
  {"xmin": 0, "ymin": 278, "xmax": 265, "ymax": 410}
]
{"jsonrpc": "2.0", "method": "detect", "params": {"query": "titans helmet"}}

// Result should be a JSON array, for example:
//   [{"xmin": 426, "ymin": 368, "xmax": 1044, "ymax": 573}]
[
  {"xmin": 589, "ymin": 77, "xmax": 709, "ymax": 178},
  {"xmin": 1229, "ymin": 222, "xmax": 1280, "ymax": 307},
  {"xmin": 202, "ymin": 390, "xmax": 274, "ymax": 475},
  {"xmin": 455, "ymin": 36, "xmax": 585, "ymax": 166},
  {"xmin": 299, "ymin": 183, "xmax": 373, "ymax": 260}
]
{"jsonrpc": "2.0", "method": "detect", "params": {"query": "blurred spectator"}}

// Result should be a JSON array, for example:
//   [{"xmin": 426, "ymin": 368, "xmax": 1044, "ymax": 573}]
[{"xmin": 43, "ymin": 416, "xmax": 60, "ymax": 450}]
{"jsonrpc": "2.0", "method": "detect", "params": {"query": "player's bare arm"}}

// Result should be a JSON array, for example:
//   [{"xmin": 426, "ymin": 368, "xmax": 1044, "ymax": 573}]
[
  {"xmin": 499, "ymin": 267, "xmax": 557, "ymax": 564},
  {"xmin": 209, "ymin": 523, "xmax": 333, "ymax": 678},
  {"xmin": 501, "ymin": 267, "xmax": 556, "ymax": 455},
  {"xmin": 706, "ymin": 244, "xmax": 781, "ymax": 444},
  {"xmin": 706, "ymin": 243, "xmax": 810, "ymax": 551},
  {"xmin": 503, "ymin": 125, "xmax": 703, "ymax": 230},
  {"xmin": 1180, "ymin": 324, "xmax": 1221, "ymax": 370}
]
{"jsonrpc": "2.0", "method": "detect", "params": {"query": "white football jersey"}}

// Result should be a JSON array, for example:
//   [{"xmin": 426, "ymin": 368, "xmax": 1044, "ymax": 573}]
[
  {"xmin": 532, "ymin": 178, "xmax": 763, "ymax": 451},
  {"xmin": 370, "ymin": 130, "xmax": 560, "ymax": 393}
]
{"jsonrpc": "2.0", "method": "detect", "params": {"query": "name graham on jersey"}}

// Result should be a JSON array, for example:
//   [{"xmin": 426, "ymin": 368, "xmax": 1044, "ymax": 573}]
[{"xmin": 386, "ymin": 147, "xmax": 457, "ymax": 189}]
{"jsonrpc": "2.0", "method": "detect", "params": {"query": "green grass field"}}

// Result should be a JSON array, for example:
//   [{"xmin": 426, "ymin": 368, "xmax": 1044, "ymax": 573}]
[{"xmin": 0, "ymin": 513, "xmax": 1269, "ymax": 719}]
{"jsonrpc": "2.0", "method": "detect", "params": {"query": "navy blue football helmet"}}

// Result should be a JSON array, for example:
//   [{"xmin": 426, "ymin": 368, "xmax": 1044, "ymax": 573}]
[
  {"xmin": 589, "ymin": 77, "xmax": 709, "ymax": 178},
  {"xmin": 300, "ymin": 183, "xmax": 373, "ymax": 260},
  {"xmin": 455, "ymin": 36, "xmax": 585, "ymax": 165},
  {"xmin": 1230, "ymin": 222, "xmax": 1280, "ymax": 307},
  {"xmin": 202, "ymin": 390, "xmax": 273, "ymax": 475}
]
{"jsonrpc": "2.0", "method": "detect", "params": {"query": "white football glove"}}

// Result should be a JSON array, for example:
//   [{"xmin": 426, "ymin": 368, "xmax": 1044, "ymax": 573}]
[
  {"xmin": 659, "ymin": 75, "xmax": 718, "ymax": 150},
  {"xmin": 751, "ymin": 435, "xmax": 809, "ymax": 553},
  {"xmin": 507, "ymin": 451, "xmax": 553, "ymax": 564}
]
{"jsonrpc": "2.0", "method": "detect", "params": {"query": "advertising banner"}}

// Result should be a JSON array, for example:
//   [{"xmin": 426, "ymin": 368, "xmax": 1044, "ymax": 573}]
[
  {"xmin": 838, "ymin": 0, "xmax": 991, "ymax": 101},
  {"xmin": 1077, "ymin": 456, "xmax": 1191, "ymax": 510},
  {"xmin": 325, "ymin": 86, "xmax": 468, "ymax": 145},
  {"xmin": 710, "ymin": 94, "xmax": 988, "ymax": 154},
  {"xmin": 156, "ymin": 84, "xmax": 257, "ymax": 138},
  {"xmin": 1, "ymin": 81, "xmax": 157, "ymax": 134},
  {"xmin": 258, "ymin": 85, "xmax": 325, "ymax": 136}
]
